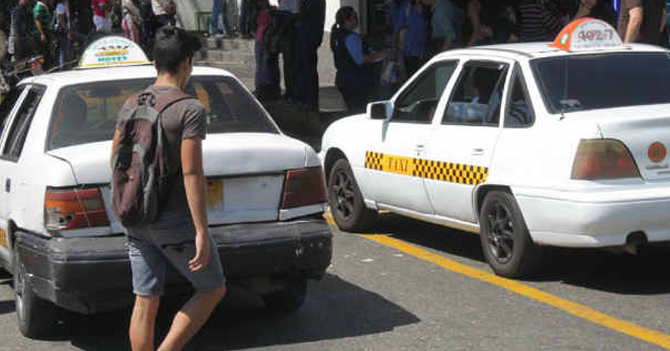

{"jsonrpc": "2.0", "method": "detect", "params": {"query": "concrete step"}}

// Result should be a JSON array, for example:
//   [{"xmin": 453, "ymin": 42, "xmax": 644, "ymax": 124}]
[{"xmin": 205, "ymin": 37, "xmax": 256, "ymax": 51}]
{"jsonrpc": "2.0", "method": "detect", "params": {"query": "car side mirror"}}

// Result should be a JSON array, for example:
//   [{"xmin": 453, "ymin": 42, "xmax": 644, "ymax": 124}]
[{"xmin": 368, "ymin": 101, "xmax": 391, "ymax": 120}]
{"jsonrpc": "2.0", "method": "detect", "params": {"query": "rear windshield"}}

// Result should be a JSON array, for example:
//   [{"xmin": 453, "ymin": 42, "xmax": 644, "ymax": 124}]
[
  {"xmin": 531, "ymin": 52, "xmax": 670, "ymax": 114},
  {"xmin": 47, "ymin": 76, "xmax": 278, "ymax": 150}
]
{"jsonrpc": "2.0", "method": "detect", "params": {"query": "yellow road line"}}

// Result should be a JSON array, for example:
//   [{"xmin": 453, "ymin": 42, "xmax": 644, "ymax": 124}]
[{"xmin": 324, "ymin": 213, "xmax": 670, "ymax": 349}]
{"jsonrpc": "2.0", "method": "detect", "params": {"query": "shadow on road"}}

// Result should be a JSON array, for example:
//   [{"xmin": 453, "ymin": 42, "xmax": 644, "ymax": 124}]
[
  {"xmin": 366, "ymin": 213, "xmax": 670, "ymax": 296},
  {"xmin": 67, "ymin": 273, "xmax": 419, "ymax": 350}
]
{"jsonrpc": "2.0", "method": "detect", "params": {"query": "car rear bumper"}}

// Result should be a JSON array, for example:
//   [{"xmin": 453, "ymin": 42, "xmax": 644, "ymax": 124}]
[
  {"xmin": 15, "ymin": 216, "xmax": 332, "ymax": 314},
  {"xmin": 515, "ymin": 187, "xmax": 670, "ymax": 248}
]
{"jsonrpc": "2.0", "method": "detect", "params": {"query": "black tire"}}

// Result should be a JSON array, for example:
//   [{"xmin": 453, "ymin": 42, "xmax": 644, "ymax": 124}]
[
  {"xmin": 479, "ymin": 191, "xmax": 543, "ymax": 278},
  {"xmin": 14, "ymin": 250, "xmax": 58, "ymax": 339},
  {"xmin": 328, "ymin": 159, "xmax": 377, "ymax": 232},
  {"xmin": 262, "ymin": 279, "xmax": 307, "ymax": 314}
]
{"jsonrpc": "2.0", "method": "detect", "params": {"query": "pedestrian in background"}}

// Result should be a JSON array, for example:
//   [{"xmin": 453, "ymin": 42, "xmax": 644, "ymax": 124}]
[
  {"xmin": 421, "ymin": 0, "xmax": 464, "ymax": 57},
  {"xmin": 254, "ymin": 0, "xmax": 280, "ymax": 100},
  {"xmin": 111, "ymin": 25, "xmax": 227, "ymax": 351},
  {"xmin": 152, "ymin": 0, "xmax": 176, "ymax": 27},
  {"xmin": 617, "ymin": 0, "xmax": 666, "ymax": 44},
  {"xmin": 55, "ymin": 0, "xmax": 87, "ymax": 67},
  {"xmin": 92, "ymin": 0, "xmax": 113, "ymax": 32},
  {"xmin": 210, "ymin": 0, "xmax": 229, "ymax": 38},
  {"xmin": 10, "ymin": 0, "xmax": 37, "ymax": 61},
  {"xmin": 293, "ymin": 0, "xmax": 325, "ymax": 111},
  {"xmin": 395, "ymin": 0, "xmax": 428, "ymax": 78},
  {"xmin": 239, "ymin": 0, "xmax": 253, "ymax": 38},
  {"xmin": 331, "ymin": 6, "xmax": 390, "ymax": 113},
  {"xmin": 121, "ymin": 0, "xmax": 142, "ymax": 44},
  {"xmin": 517, "ymin": 0, "xmax": 563, "ymax": 42},
  {"xmin": 33, "ymin": 0, "xmax": 52, "ymax": 70},
  {"xmin": 276, "ymin": 0, "xmax": 299, "ymax": 103}
]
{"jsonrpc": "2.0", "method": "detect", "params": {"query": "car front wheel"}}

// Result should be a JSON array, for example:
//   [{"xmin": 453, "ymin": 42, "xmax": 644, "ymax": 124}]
[
  {"xmin": 14, "ymin": 250, "xmax": 58, "ymax": 339},
  {"xmin": 328, "ymin": 159, "xmax": 377, "ymax": 232},
  {"xmin": 479, "ymin": 191, "xmax": 543, "ymax": 278}
]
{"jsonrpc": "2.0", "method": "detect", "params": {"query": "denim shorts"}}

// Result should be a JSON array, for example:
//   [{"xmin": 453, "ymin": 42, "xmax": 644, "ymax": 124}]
[{"xmin": 126, "ymin": 212, "xmax": 226, "ymax": 296}]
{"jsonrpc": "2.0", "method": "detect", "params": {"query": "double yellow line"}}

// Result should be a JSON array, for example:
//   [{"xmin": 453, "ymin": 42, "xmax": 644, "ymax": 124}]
[{"xmin": 324, "ymin": 213, "xmax": 670, "ymax": 349}]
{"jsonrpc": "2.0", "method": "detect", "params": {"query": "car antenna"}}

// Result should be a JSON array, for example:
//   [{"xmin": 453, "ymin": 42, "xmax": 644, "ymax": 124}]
[{"xmin": 560, "ymin": 58, "xmax": 568, "ymax": 121}]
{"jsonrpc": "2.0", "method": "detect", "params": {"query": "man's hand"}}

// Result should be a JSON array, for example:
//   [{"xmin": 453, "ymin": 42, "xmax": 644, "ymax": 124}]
[
  {"xmin": 40, "ymin": 33, "xmax": 47, "ymax": 43},
  {"xmin": 189, "ymin": 231, "xmax": 210, "ymax": 272}
]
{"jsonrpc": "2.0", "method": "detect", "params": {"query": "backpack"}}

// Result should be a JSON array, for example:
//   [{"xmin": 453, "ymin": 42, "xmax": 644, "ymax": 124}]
[{"xmin": 111, "ymin": 89, "xmax": 193, "ymax": 228}]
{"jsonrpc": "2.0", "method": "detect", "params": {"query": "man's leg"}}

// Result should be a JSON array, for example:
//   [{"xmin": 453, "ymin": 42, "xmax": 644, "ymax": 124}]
[
  {"xmin": 129, "ymin": 295, "xmax": 160, "ymax": 351},
  {"xmin": 156, "ymin": 286, "xmax": 226, "ymax": 351}
]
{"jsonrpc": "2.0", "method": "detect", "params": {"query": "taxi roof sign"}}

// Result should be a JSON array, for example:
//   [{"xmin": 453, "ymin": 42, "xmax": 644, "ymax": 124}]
[
  {"xmin": 78, "ymin": 36, "xmax": 150, "ymax": 69},
  {"xmin": 550, "ymin": 18, "xmax": 624, "ymax": 52}
]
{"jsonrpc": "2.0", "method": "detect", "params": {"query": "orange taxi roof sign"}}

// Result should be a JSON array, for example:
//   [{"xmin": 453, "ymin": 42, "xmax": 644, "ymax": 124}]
[{"xmin": 550, "ymin": 18, "xmax": 623, "ymax": 52}]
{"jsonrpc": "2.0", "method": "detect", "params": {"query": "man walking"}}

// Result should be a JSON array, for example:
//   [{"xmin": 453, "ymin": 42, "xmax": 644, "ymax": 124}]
[
  {"xmin": 111, "ymin": 26, "xmax": 227, "ymax": 351},
  {"xmin": 617, "ymin": 0, "xmax": 666, "ymax": 44}
]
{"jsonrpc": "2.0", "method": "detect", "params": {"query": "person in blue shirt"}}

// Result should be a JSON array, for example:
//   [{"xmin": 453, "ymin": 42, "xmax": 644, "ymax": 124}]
[
  {"xmin": 395, "ymin": 0, "xmax": 429, "ymax": 77},
  {"xmin": 331, "ymin": 6, "xmax": 390, "ymax": 113}
]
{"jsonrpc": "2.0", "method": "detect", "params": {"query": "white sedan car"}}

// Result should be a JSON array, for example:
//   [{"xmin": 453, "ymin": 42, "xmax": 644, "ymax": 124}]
[
  {"xmin": 321, "ymin": 19, "xmax": 670, "ymax": 278},
  {"xmin": 0, "ymin": 37, "xmax": 331, "ymax": 338}
]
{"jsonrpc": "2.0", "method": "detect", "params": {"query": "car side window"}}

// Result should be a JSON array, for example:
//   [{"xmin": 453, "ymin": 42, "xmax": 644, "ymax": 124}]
[
  {"xmin": 2, "ymin": 86, "xmax": 44, "ymax": 160},
  {"xmin": 0, "ymin": 86, "xmax": 26, "ymax": 132},
  {"xmin": 504, "ymin": 71, "xmax": 535, "ymax": 128},
  {"xmin": 443, "ymin": 61, "xmax": 508, "ymax": 126},
  {"xmin": 392, "ymin": 61, "xmax": 458, "ymax": 124}
]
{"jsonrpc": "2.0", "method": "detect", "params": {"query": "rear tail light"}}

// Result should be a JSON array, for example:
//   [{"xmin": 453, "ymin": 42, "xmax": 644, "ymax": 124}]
[
  {"xmin": 45, "ymin": 187, "xmax": 110, "ymax": 231},
  {"xmin": 281, "ymin": 167, "xmax": 328, "ymax": 209},
  {"xmin": 571, "ymin": 139, "xmax": 640, "ymax": 180}
]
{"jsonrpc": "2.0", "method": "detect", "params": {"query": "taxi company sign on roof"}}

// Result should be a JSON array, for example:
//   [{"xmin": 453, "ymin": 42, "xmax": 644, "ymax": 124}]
[
  {"xmin": 551, "ymin": 18, "xmax": 624, "ymax": 52},
  {"xmin": 79, "ymin": 36, "xmax": 150, "ymax": 69}
]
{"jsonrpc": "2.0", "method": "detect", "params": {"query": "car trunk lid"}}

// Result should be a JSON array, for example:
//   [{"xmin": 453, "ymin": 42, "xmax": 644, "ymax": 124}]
[{"xmin": 47, "ymin": 133, "xmax": 309, "ymax": 228}]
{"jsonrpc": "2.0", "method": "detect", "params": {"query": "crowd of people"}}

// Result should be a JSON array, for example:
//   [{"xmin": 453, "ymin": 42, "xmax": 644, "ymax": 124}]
[
  {"xmin": 0, "ymin": 0, "xmax": 180, "ymax": 71},
  {"xmin": 328, "ymin": 0, "xmax": 669, "ymax": 112}
]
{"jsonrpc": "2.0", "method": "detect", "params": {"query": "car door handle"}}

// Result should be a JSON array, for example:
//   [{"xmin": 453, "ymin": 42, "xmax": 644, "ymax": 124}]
[
  {"xmin": 472, "ymin": 148, "xmax": 485, "ymax": 156},
  {"xmin": 5, "ymin": 179, "xmax": 9, "ymax": 193},
  {"xmin": 415, "ymin": 144, "xmax": 425, "ymax": 152}
]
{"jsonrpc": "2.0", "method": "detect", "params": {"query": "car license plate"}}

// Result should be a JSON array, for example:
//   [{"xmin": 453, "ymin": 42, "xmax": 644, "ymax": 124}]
[{"xmin": 206, "ymin": 180, "xmax": 224, "ymax": 211}]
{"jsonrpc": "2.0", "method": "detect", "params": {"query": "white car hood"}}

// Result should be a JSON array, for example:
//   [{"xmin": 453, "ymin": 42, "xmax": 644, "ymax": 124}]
[{"xmin": 47, "ymin": 133, "xmax": 310, "ymax": 185}]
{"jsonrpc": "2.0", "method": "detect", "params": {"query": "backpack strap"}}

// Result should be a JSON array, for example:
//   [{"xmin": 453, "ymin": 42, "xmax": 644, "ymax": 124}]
[{"xmin": 152, "ymin": 90, "xmax": 196, "ymax": 113}]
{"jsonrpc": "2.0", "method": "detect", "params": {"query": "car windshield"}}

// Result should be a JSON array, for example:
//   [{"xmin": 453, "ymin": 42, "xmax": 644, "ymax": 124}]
[
  {"xmin": 531, "ymin": 52, "xmax": 670, "ymax": 114},
  {"xmin": 47, "ymin": 75, "xmax": 278, "ymax": 150}
]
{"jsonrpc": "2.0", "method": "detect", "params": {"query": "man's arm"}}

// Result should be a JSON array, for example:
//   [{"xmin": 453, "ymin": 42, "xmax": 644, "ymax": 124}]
[
  {"xmin": 181, "ymin": 137, "xmax": 210, "ymax": 272},
  {"xmin": 624, "ymin": 6, "xmax": 644, "ymax": 42},
  {"xmin": 110, "ymin": 130, "xmax": 121, "ymax": 169},
  {"xmin": 661, "ymin": 8, "xmax": 667, "ymax": 33}
]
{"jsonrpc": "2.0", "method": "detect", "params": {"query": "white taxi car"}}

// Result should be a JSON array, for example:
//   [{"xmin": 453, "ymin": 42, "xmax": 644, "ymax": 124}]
[
  {"xmin": 321, "ymin": 18, "xmax": 670, "ymax": 278},
  {"xmin": 0, "ymin": 36, "xmax": 331, "ymax": 338}
]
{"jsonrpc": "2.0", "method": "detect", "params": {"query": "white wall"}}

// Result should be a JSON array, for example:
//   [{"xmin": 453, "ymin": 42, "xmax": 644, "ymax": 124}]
[{"xmin": 326, "ymin": 0, "xmax": 362, "ymax": 32}]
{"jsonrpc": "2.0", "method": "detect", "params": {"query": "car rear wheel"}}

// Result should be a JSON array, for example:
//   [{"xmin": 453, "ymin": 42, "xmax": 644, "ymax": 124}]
[
  {"xmin": 262, "ymin": 279, "xmax": 307, "ymax": 313},
  {"xmin": 328, "ymin": 159, "xmax": 377, "ymax": 232},
  {"xmin": 14, "ymin": 250, "xmax": 58, "ymax": 339},
  {"xmin": 479, "ymin": 191, "xmax": 543, "ymax": 278}
]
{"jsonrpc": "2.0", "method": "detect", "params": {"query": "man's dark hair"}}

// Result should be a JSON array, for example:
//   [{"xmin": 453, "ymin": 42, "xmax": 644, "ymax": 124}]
[{"xmin": 153, "ymin": 26, "xmax": 203, "ymax": 75}]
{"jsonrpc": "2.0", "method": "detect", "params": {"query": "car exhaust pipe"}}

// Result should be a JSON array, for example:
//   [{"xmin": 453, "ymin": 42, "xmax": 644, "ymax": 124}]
[{"xmin": 623, "ymin": 231, "xmax": 647, "ymax": 255}]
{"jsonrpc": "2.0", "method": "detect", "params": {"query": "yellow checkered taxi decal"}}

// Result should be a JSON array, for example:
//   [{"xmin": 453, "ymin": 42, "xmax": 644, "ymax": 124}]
[{"xmin": 365, "ymin": 151, "xmax": 488, "ymax": 185}]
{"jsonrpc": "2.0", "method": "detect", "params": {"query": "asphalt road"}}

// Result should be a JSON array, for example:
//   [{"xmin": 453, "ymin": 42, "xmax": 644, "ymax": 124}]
[{"xmin": 0, "ymin": 213, "xmax": 669, "ymax": 350}]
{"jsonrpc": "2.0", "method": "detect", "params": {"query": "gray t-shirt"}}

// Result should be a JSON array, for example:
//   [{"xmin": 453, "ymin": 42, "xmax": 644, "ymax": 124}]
[{"xmin": 117, "ymin": 85, "xmax": 207, "ymax": 215}]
